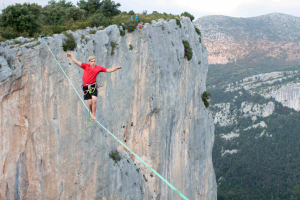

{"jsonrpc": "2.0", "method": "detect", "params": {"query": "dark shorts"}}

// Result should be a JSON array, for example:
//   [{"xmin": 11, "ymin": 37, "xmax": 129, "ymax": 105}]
[{"xmin": 82, "ymin": 84, "xmax": 98, "ymax": 100}]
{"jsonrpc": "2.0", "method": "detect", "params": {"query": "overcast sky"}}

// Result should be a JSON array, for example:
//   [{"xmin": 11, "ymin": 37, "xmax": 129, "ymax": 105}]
[{"xmin": 0, "ymin": 0, "xmax": 299, "ymax": 19}]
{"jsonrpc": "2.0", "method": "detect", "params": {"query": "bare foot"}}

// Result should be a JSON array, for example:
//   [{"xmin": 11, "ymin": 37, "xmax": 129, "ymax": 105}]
[{"xmin": 91, "ymin": 115, "xmax": 97, "ymax": 120}]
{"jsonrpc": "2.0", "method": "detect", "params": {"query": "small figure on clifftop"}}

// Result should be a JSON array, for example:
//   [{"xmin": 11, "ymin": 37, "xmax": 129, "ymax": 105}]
[
  {"xmin": 135, "ymin": 14, "xmax": 139, "ymax": 20},
  {"xmin": 139, "ymin": 21, "xmax": 144, "ymax": 29},
  {"xmin": 66, "ymin": 53, "xmax": 122, "ymax": 120},
  {"xmin": 130, "ymin": 16, "xmax": 133, "ymax": 21}
]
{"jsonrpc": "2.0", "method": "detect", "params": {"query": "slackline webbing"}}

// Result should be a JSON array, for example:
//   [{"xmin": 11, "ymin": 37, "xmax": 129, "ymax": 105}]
[{"xmin": 42, "ymin": 38, "xmax": 189, "ymax": 200}]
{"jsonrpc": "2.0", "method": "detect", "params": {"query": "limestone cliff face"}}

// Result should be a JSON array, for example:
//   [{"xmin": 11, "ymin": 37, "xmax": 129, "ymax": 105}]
[{"xmin": 0, "ymin": 17, "xmax": 216, "ymax": 200}]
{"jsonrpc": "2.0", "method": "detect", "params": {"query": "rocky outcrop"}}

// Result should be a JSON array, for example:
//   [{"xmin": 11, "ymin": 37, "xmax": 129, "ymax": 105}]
[
  {"xmin": 0, "ymin": 17, "xmax": 216, "ymax": 199},
  {"xmin": 194, "ymin": 13, "xmax": 300, "ymax": 64},
  {"xmin": 220, "ymin": 70, "xmax": 300, "ymax": 112}
]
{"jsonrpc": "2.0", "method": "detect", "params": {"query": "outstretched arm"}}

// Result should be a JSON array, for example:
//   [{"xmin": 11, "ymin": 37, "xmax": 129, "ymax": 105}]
[
  {"xmin": 66, "ymin": 53, "xmax": 82, "ymax": 66},
  {"xmin": 106, "ymin": 66, "xmax": 122, "ymax": 73}
]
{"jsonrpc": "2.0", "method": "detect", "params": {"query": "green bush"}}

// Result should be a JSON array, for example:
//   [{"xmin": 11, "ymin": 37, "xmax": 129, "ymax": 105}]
[
  {"xmin": 128, "ymin": 10, "xmax": 135, "ymax": 15},
  {"xmin": 62, "ymin": 32, "xmax": 77, "ymax": 51},
  {"xmin": 0, "ymin": 36, "xmax": 6, "ymax": 42},
  {"xmin": 124, "ymin": 20, "xmax": 139, "ymax": 33},
  {"xmin": 199, "ymin": 37, "xmax": 201, "ymax": 43},
  {"xmin": 182, "ymin": 40, "xmax": 193, "ymax": 60},
  {"xmin": 181, "ymin": 11, "xmax": 194, "ymax": 21},
  {"xmin": 195, "ymin": 27, "xmax": 201, "ymax": 36},
  {"xmin": 109, "ymin": 150, "xmax": 122, "ymax": 163},
  {"xmin": 120, "ymin": 29, "xmax": 125, "ymax": 36},
  {"xmin": 111, "ymin": 41, "xmax": 118, "ymax": 55},
  {"xmin": 202, "ymin": 91, "xmax": 211, "ymax": 108},
  {"xmin": 129, "ymin": 44, "xmax": 133, "ymax": 50},
  {"xmin": 14, "ymin": 40, "xmax": 22, "ymax": 45},
  {"xmin": 1, "ymin": 3, "xmax": 42, "ymax": 37},
  {"xmin": 52, "ymin": 25, "xmax": 68, "ymax": 34},
  {"xmin": 99, "ymin": 0, "xmax": 121, "ymax": 18},
  {"xmin": 7, "ymin": 57, "xmax": 13, "ymax": 69},
  {"xmin": 0, "ymin": 27, "xmax": 18, "ymax": 39},
  {"xmin": 87, "ymin": 13, "xmax": 109, "ymax": 28},
  {"xmin": 111, "ymin": 17, "xmax": 122, "ymax": 26},
  {"xmin": 66, "ymin": 7, "xmax": 85, "ymax": 21},
  {"xmin": 89, "ymin": 30, "xmax": 97, "ymax": 34},
  {"xmin": 77, "ymin": 0, "xmax": 101, "ymax": 16},
  {"xmin": 78, "ymin": 22, "xmax": 88, "ymax": 30},
  {"xmin": 175, "ymin": 18, "xmax": 181, "ymax": 28}
]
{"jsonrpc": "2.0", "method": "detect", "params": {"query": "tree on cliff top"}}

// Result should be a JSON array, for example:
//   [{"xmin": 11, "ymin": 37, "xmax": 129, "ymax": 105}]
[
  {"xmin": 0, "ymin": 3, "xmax": 42, "ymax": 37},
  {"xmin": 77, "ymin": 0, "xmax": 121, "ymax": 18},
  {"xmin": 181, "ymin": 11, "xmax": 194, "ymax": 21}
]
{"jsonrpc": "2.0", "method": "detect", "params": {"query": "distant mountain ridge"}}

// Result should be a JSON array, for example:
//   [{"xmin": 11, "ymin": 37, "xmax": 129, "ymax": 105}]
[
  {"xmin": 196, "ymin": 12, "xmax": 300, "ymax": 199},
  {"xmin": 194, "ymin": 13, "xmax": 300, "ymax": 64}
]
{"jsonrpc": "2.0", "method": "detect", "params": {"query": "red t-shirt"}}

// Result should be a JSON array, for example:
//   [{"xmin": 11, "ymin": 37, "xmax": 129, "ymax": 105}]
[{"xmin": 80, "ymin": 63, "xmax": 107, "ymax": 86}]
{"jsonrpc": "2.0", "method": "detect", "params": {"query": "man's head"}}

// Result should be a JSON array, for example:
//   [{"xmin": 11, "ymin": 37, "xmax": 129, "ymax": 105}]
[{"xmin": 89, "ymin": 56, "xmax": 96, "ymax": 67}]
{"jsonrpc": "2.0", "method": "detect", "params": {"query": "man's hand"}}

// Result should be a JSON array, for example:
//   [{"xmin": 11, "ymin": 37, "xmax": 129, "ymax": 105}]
[
  {"xmin": 117, "ymin": 66, "xmax": 122, "ymax": 70},
  {"xmin": 66, "ymin": 53, "xmax": 72, "ymax": 58}
]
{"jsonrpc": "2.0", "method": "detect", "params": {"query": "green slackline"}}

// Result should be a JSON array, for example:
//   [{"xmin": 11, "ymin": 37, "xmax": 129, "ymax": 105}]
[{"xmin": 42, "ymin": 38, "xmax": 189, "ymax": 200}]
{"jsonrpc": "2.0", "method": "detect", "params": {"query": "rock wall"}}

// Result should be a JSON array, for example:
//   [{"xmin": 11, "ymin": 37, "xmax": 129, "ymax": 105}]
[{"xmin": 0, "ymin": 17, "xmax": 216, "ymax": 200}]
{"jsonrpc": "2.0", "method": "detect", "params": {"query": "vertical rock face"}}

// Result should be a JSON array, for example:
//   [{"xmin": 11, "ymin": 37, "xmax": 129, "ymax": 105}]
[{"xmin": 0, "ymin": 17, "xmax": 216, "ymax": 199}]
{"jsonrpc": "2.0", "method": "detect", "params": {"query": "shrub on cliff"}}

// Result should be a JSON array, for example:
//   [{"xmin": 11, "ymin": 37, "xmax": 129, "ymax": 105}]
[
  {"xmin": 87, "ymin": 13, "xmax": 109, "ymax": 28},
  {"xmin": 119, "ymin": 29, "xmax": 125, "ymax": 36},
  {"xmin": 181, "ymin": 11, "xmax": 194, "ymax": 21},
  {"xmin": 182, "ymin": 40, "xmax": 193, "ymax": 60},
  {"xmin": 195, "ymin": 27, "xmax": 201, "ymax": 36},
  {"xmin": 124, "ymin": 20, "xmax": 139, "ymax": 33},
  {"xmin": 202, "ymin": 91, "xmax": 211, "ymax": 108},
  {"xmin": 0, "ymin": 27, "xmax": 19, "ymax": 39},
  {"xmin": 62, "ymin": 32, "xmax": 77, "ymax": 51},
  {"xmin": 109, "ymin": 150, "xmax": 122, "ymax": 163},
  {"xmin": 175, "ymin": 18, "xmax": 181, "ymax": 28}
]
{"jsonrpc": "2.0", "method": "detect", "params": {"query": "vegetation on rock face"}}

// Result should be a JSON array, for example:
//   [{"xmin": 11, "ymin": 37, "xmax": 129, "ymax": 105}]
[
  {"xmin": 124, "ymin": 20, "xmax": 139, "ymax": 33},
  {"xmin": 175, "ymin": 18, "xmax": 181, "ymax": 28},
  {"xmin": 202, "ymin": 91, "xmax": 211, "ymax": 108},
  {"xmin": 109, "ymin": 150, "xmax": 122, "ymax": 163},
  {"xmin": 119, "ymin": 29, "xmax": 125, "ymax": 36},
  {"xmin": 111, "ymin": 41, "xmax": 117, "ymax": 55},
  {"xmin": 181, "ymin": 11, "xmax": 194, "ymax": 21},
  {"xmin": 195, "ymin": 27, "xmax": 201, "ymax": 36},
  {"xmin": 182, "ymin": 40, "xmax": 193, "ymax": 60},
  {"xmin": 62, "ymin": 32, "xmax": 77, "ymax": 51}
]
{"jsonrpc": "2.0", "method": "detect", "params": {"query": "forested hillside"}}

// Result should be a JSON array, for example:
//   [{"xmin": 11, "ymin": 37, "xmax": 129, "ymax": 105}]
[
  {"xmin": 210, "ymin": 85, "xmax": 300, "ymax": 199},
  {"xmin": 197, "ymin": 13, "xmax": 300, "ymax": 200}
]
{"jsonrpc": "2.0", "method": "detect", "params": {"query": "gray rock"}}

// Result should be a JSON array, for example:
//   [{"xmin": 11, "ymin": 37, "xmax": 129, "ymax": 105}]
[{"xmin": 0, "ymin": 17, "xmax": 216, "ymax": 200}]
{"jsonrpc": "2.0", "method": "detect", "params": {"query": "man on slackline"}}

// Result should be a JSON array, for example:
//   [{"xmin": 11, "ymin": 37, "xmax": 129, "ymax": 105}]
[{"xmin": 66, "ymin": 53, "xmax": 122, "ymax": 120}]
